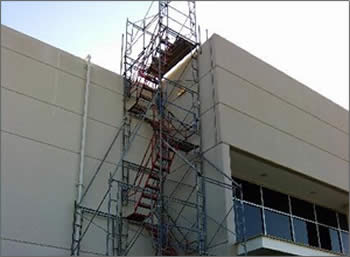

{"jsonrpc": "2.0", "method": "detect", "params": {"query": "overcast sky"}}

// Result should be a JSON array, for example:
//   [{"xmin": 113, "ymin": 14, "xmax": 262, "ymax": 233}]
[{"xmin": 2, "ymin": 1, "xmax": 349, "ymax": 110}]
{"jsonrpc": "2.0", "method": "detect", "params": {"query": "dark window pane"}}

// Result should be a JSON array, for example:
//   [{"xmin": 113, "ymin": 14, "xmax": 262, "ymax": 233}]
[
  {"xmin": 265, "ymin": 209, "xmax": 292, "ymax": 240},
  {"xmin": 234, "ymin": 178, "xmax": 261, "ymax": 205},
  {"xmin": 316, "ymin": 206, "xmax": 337, "ymax": 227},
  {"xmin": 263, "ymin": 187, "xmax": 289, "ymax": 213},
  {"xmin": 329, "ymin": 229, "xmax": 342, "ymax": 253},
  {"xmin": 339, "ymin": 213, "xmax": 349, "ymax": 231},
  {"xmin": 293, "ymin": 218, "xmax": 308, "ymax": 244},
  {"xmin": 232, "ymin": 177, "xmax": 242, "ymax": 198},
  {"xmin": 243, "ymin": 203, "xmax": 264, "ymax": 239},
  {"xmin": 293, "ymin": 218, "xmax": 318, "ymax": 247},
  {"xmin": 291, "ymin": 197, "xmax": 315, "ymax": 221},
  {"xmin": 319, "ymin": 225, "xmax": 331, "ymax": 250},
  {"xmin": 319, "ymin": 225, "xmax": 341, "ymax": 253},
  {"xmin": 341, "ymin": 232, "xmax": 349, "ymax": 254}
]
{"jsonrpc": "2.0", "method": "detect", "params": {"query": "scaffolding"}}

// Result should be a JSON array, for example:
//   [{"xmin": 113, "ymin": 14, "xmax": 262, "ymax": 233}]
[{"xmin": 71, "ymin": 1, "xmax": 247, "ymax": 256}]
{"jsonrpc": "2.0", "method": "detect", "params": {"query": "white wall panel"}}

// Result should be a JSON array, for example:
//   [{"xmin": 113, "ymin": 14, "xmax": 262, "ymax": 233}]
[
  {"xmin": 1, "ymin": 132, "xmax": 77, "ymax": 248},
  {"xmin": 218, "ymin": 103, "xmax": 349, "ymax": 191},
  {"xmin": 212, "ymin": 34, "xmax": 348, "ymax": 133},
  {"xmin": 216, "ymin": 67, "xmax": 348, "ymax": 161},
  {"xmin": 2, "ymin": 240, "xmax": 70, "ymax": 256}
]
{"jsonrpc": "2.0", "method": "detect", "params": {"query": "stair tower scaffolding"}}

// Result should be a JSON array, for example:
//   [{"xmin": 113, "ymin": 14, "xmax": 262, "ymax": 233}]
[
  {"xmin": 117, "ymin": 2, "xmax": 203, "ymax": 255},
  {"xmin": 71, "ymin": 1, "xmax": 247, "ymax": 256}
]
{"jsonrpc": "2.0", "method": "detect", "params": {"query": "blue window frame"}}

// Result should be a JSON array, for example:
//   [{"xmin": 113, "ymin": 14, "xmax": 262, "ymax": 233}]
[
  {"xmin": 319, "ymin": 225, "xmax": 341, "ymax": 253},
  {"xmin": 293, "ymin": 218, "xmax": 318, "ymax": 247},
  {"xmin": 341, "ymin": 232, "xmax": 349, "ymax": 254},
  {"xmin": 242, "ymin": 203, "xmax": 264, "ymax": 239},
  {"xmin": 265, "ymin": 209, "xmax": 292, "ymax": 241},
  {"xmin": 232, "ymin": 176, "xmax": 349, "ymax": 255}
]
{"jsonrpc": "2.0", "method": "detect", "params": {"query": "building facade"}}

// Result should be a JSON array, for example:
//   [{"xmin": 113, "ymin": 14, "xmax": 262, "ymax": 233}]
[{"xmin": 1, "ymin": 24, "xmax": 348, "ymax": 256}]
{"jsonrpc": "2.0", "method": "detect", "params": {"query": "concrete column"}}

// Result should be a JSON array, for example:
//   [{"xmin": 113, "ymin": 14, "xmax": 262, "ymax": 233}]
[{"xmin": 203, "ymin": 143, "xmax": 235, "ymax": 255}]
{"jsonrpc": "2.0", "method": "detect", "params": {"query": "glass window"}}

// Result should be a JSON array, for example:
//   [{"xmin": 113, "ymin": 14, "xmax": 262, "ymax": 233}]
[
  {"xmin": 339, "ymin": 213, "xmax": 349, "ymax": 231},
  {"xmin": 341, "ymin": 232, "xmax": 349, "ymax": 254},
  {"xmin": 291, "ymin": 197, "xmax": 315, "ymax": 221},
  {"xmin": 316, "ymin": 205, "xmax": 337, "ymax": 227},
  {"xmin": 329, "ymin": 229, "xmax": 342, "ymax": 253},
  {"xmin": 235, "ymin": 178, "xmax": 261, "ymax": 205},
  {"xmin": 232, "ymin": 177, "xmax": 242, "ymax": 198},
  {"xmin": 232, "ymin": 177, "xmax": 347, "ymax": 254},
  {"xmin": 265, "ymin": 209, "xmax": 292, "ymax": 241},
  {"xmin": 319, "ymin": 225, "xmax": 341, "ymax": 253},
  {"xmin": 263, "ymin": 187, "xmax": 289, "ymax": 213},
  {"xmin": 243, "ymin": 203, "xmax": 264, "ymax": 239},
  {"xmin": 293, "ymin": 218, "xmax": 319, "ymax": 247}
]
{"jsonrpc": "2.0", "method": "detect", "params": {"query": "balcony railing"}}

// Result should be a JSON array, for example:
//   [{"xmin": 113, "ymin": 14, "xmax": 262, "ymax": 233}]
[{"xmin": 233, "ymin": 177, "xmax": 349, "ymax": 255}]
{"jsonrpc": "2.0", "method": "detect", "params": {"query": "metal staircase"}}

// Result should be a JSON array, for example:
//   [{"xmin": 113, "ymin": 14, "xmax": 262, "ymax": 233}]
[
  {"xmin": 126, "ymin": 36, "xmax": 199, "ymax": 254},
  {"xmin": 119, "ymin": 2, "xmax": 202, "ymax": 255},
  {"xmin": 70, "ymin": 1, "xmax": 248, "ymax": 256}
]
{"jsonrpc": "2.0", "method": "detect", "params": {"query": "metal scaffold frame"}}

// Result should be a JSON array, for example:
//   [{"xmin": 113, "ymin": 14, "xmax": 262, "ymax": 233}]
[{"xmin": 70, "ymin": 1, "xmax": 247, "ymax": 256}]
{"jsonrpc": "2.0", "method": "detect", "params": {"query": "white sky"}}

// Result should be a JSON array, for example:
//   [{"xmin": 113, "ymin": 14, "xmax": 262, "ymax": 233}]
[
  {"xmin": 196, "ymin": 1, "xmax": 349, "ymax": 110},
  {"xmin": 2, "ymin": 1, "xmax": 349, "ymax": 110},
  {"xmin": 92, "ymin": 1, "xmax": 349, "ymax": 110}
]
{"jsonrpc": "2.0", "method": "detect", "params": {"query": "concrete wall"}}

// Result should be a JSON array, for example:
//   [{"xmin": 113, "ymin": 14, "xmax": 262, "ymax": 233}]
[
  {"xmin": 206, "ymin": 34, "xmax": 349, "ymax": 192},
  {"xmin": 1, "ymin": 25, "xmax": 348, "ymax": 256},
  {"xmin": 0, "ymin": 24, "xmax": 222, "ymax": 256},
  {"xmin": 1, "ymin": 25, "xmax": 155, "ymax": 255},
  {"xmin": 193, "ymin": 34, "xmax": 349, "ymax": 254}
]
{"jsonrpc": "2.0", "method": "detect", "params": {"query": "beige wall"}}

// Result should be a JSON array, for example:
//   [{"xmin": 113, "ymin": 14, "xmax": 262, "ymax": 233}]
[
  {"xmin": 195, "ymin": 33, "xmax": 349, "ymax": 255},
  {"xmin": 205, "ymin": 34, "xmax": 349, "ymax": 193},
  {"xmin": 1, "ymin": 25, "xmax": 348, "ymax": 256},
  {"xmin": 1, "ymin": 25, "xmax": 155, "ymax": 255},
  {"xmin": 0, "ymin": 24, "xmax": 216, "ymax": 256}
]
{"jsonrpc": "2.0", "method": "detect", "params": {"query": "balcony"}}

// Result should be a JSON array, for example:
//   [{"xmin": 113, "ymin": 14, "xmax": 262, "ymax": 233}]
[
  {"xmin": 233, "ymin": 177, "xmax": 349, "ymax": 256},
  {"xmin": 236, "ymin": 235, "xmax": 342, "ymax": 256}
]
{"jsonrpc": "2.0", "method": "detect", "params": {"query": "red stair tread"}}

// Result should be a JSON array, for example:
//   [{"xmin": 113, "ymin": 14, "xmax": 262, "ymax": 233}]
[
  {"xmin": 139, "ymin": 70, "xmax": 159, "ymax": 84},
  {"xmin": 144, "ymin": 224, "xmax": 158, "ymax": 234},
  {"xmin": 139, "ymin": 92, "xmax": 153, "ymax": 101},
  {"xmin": 142, "ymin": 86, "xmax": 156, "ymax": 93},
  {"xmin": 149, "ymin": 122, "xmax": 198, "ymax": 152},
  {"xmin": 156, "ymin": 153, "xmax": 172, "ymax": 162},
  {"xmin": 142, "ymin": 192, "xmax": 158, "ymax": 201},
  {"xmin": 139, "ymin": 82, "xmax": 156, "ymax": 92},
  {"xmin": 150, "ymin": 120, "xmax": 172, "ymax": 132},
  {"xmin": 153, "ymin": 163, "xmax": 170, "ymax": 173},
  {"xmin": 149, "ymin": 173, "xmax": 160, "ymax": 181},
  {"xmin": 162, "ymin": 247, "xmax": 178, "ymax": 256},
  {"xmin": 126, "ymin": 212, "xmax": 148, "ymax": 222},
  {"xmin": 168, "ymin": 137, "xmax": 198, "ymax": 153},
  {"xmin": 138, "ymin": 202, "xmax": 152, "ymax": 209},
  {"xmin": 145, "ymin": 184, "xmax": 160, "ymax": 191},
  {"xmin": 128, "ymin": 103, "xmax": 147, "ymax": 115}
]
